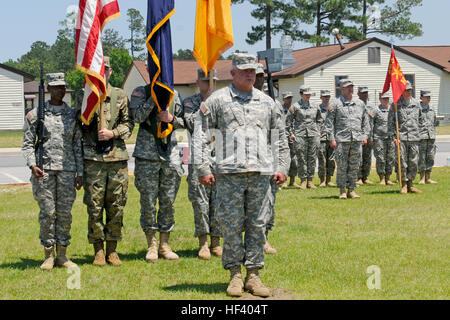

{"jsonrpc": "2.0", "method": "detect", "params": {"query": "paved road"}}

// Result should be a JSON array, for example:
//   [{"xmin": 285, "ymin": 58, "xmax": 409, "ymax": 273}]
[{"xmin": 1, "ymin": 142, "xmax": 448, "ymax": 185}]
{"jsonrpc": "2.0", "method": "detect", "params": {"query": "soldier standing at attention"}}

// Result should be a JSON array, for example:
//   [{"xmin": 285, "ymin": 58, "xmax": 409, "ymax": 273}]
[
  {"xmin": 22, "ymin": 73, "xmax": 82, "ymax": 270},
  {"xmin": 182, "ymin": 68, "xmax": 222, "ymax": 260},
  {"xmin": 388, "ymin": 81, "xmax": 423, "ymax": 194},
  {"xmin": 418, "ymin": 90, "xmax": 438, "ymax": 185},
  {"xmin": 281, "ymin": 91, "xmax": 300, "ymax": 189},
  {"xmin": 372, "ymin": 92, "xmax": 396, "ymax": 185},
  {"xmin": 356, "ymin": 86, "xmax": 376, "ymax": 185},
  {"xmin": 325, "ymin": 79, "xmax": 370, "ymax": 199},
  {"xmin": 317, "ymin": 89, "xmax": 336, "ymax": 187},
  {"xmin": 80, "ymin": 57, "xmax": 134, "ymax": 266},
  {"xmin": 129, "ymin": 76, "xmax": 185, "ymax": 263},
  {"xmin": 289, "ymin": 85, "xmax": 323, "ymax": 190},
  {"xmin": 192, "ymin": 53, "xmax": 289, "ymax": 297}
]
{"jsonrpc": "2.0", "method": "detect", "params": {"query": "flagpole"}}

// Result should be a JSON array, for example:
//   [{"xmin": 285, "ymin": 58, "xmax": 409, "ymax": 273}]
[{"xmin": 394, "ymin": 102, "xmax": 402, "ymax": 186}]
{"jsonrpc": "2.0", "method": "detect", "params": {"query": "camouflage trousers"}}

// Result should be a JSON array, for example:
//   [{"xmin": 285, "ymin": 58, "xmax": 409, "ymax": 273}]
[
  {"xmin": 295, "ymin": 136, "xmax": 319, "ymax": 178},
  {"xmin": 215, "ymin": 173, "xmax": 272, "ymax": 270},
  {"xmin": 317, "ymin": 141, "xmax": 336, "ymax": 179},
  {"xmin": 134, "ymin": 158, "xmax": 182, "ymax": 234},
  {"xmin": 418, "ymin": 139, "xmax": 436, "ymax": 173},
  {"xmin": 336, "ymin": 141, "xmax": 362, "ymax": 188},
  {"xmin": 374, "ymin": 139, "xmax": 395, "ymax": 176},
  {"xmin": 31, "ymin": 170, "xmax": 76, "ymax": 247},
  {"xmin": 288, "ymin": 141, "xmax": 298, "ymax": 177},
  {"xmin": 358, "ymin": 143, "xmax": 373, "ymax": 179},
  {"xmin": 187, "ymin": 165, "xmax": 220, "ymax": 238},
  {"xmin": 83, "ymin": 160, "xmax": 128, "ymax": 244},
  {"xmin": 399, "ymin": 141, "xmax": 419, "ymax": 182}
]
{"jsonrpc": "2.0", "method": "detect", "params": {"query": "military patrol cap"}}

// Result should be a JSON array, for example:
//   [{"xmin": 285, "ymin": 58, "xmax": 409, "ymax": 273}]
[
  {"xmin": 339, "ymin": 79, "xmax": 354, "ymax": 88},
  {"xmin": 198, "ymin": 68, "xmax": 219, "ymax": 81},
  {"xmin": 358, "ymin": 86, "xmax": 369, "ymax": 93},
  {"xmin": 282, "ymin": 91, "xmax": 293, "ymax": 99},
  {"xmin": 46, "ymin": 73, "xmax": 67, "ymax": 87},
  {"xmin": 299, "ymin": 85, "xmax": 313, "ymax": 95},
  {"xmin": 420, "ymin": 89, "xmax": 431, "ymax": 97},
  {"xmin": 405, "ymin": 81, "xmax": 412, "ymax": 90},
  {"xmin": 379, "ymin": 92, "xmax": 390, "ymax": 99},
  {"xmin": 104, "ymin": 56, "xmax": 111, "ymax": 68},
  {"xmin": 232, "ymin": 53, "xmax": 258, "ymax": 70},
  {"xmin": 320, "ymin": 89, "xmax": 331, "ymax": 97},
  {"xmin": 255, "ymin": 63, "xmax": 265, "ymax": 75}
]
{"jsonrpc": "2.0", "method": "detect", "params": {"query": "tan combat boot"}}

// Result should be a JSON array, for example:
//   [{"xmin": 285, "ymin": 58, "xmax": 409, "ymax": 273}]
[
  {"xmin": 379, "ymin": 174, "xmax": 386, "ymax": 185},
  {"xmin": 307, "ymin": 178, "xmax": 317, "ymax": 189},
  {"xmin": 40, "ymin": 246, "xmax": 55, "ymax": 270},
  {"xmin": 425, "ymin": 171, "xmax": 437, "ymax": 184},
  {"xmin": 400, "ymin": 181, "xmax": 408, "ymax": 194},
  {"xmin": 319, "ymin": 176, "xmax": 326, "ymax": 187},
  {"xmin": 198, "ymin": 235, "xmax": 211, "ymax": 260},
  {"xmin": 227, "ymin": 266, "xmax": 244, "ymax": 297},
  {"xmin": 55, "ymin": 245, "xmax": 77, "ymax": 268},
  {"xmin": 244, "ymin": 268, "xmax": 271, "ymax": 297},
  {"xmin": 356, "ymin": 179, "xmax": 363, "ymax": 186},
  {"xmin": 418, "ymin": 172, "xmax": 426, "ymax": 185},
  {"xmin": 339, "ymin": 187, "xmax": 347, "ymax": 199},
  {"xmin": 407, "ymin": 181, "xmax": 422, "ymax": 194},
  {"xmin": 93, "ymin": 241, "xmax": 106, "ymax": 266},
  {"xmin": 289, "ymin": 176, "xmax": 301, "ymax": 189},
  {"xmin": 326, "ymin": 176, "xmax": 336, "ymax": 187},
  {"xmin": 300, "ymin": 178, "xmax": 307, "ymax": 190},
  {"xmin": 159, "ymin": 232, "xmax": 179, "ymax": 260},
  {"xmin": 385, "ymin": 175, "xmax": 395, "ymax": 185},
  {"xmin": 264, "ymin": 231, "xmax": 277, "ymax": 255},
  {"xmin": 106, "ymin": 241, "xmax": 122, "ymax": 266},
  {"xmin": 347, "ymin": 188, "xmax": 361, "ymax": 199},
  {"xmin": 145, "ymin": 231, "xmax": 158, "ymax": 263},
  {"xmin": 210, "ymin": 236, "xmax": 223, "ymax": 257},
  {"xmin": 363, "ymin": 177, "xmax": 374, "ymax": 185}
]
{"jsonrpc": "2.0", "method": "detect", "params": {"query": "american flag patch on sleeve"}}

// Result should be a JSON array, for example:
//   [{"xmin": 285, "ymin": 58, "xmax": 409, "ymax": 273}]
[{"xmin": 26, "ymin": 112, "xmax": 35, "ymax": 122}]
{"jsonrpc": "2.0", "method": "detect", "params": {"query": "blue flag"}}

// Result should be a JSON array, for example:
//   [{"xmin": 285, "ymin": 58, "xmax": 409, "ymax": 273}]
[{"xmin": 146, "ymin": 0, "xmax": 175, "ymax": 139}]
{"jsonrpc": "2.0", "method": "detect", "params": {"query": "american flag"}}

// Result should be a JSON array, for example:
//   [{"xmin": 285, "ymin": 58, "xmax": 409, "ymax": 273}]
[{"xmin": 75, "ymin": 0, "xmax": 120, "ymax": 125}]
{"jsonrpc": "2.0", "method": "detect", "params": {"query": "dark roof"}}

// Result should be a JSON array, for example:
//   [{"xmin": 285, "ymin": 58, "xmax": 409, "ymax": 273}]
[
  {"xmin": 0, "ymin": 63, "xmax": 35, "ymax": 82},
  {"xmin": 124, "ymin": 37, "xmax": 450, "ymax": 87},
  {"xmin": 24, "ymin": 81, "xmax": 74, "ymax": 93}
]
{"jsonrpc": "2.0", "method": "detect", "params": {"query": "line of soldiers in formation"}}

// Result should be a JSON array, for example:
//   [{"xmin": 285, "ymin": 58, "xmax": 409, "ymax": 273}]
[{"xmin": 21, "ymin": 53, "xmax": 438, "ymax": 298}]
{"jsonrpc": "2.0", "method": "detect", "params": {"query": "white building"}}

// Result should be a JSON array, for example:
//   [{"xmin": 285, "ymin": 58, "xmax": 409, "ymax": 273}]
[
  {"xmin": 122, "ymin": 38, "xmax": 450, "ymax": 118},
  {"xmin": 0, "ymin": 63, "xmax": 34, "ymax": 131}
]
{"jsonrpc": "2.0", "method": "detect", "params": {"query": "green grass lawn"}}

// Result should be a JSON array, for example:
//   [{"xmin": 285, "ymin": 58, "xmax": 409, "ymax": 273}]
[
  {"xmin": 436, "ymin": 126, "xmax": 450, "ymax": 135},
  {"xmin": 0, "ymin": 168, "xmax": 449, "ymax": 300},
  {"xmin": 0, "ymin": 131, "xmax": 23, "ymax": 148}
]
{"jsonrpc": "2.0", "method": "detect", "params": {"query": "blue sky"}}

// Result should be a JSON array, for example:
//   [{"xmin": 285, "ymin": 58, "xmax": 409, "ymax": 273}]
[{"xmin": 1, "ymin": 0, "xmax": 449, "ymax": 63}]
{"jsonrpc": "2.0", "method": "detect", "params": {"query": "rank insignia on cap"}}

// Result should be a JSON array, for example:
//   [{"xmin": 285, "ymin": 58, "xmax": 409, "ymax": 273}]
[
  {"xmin": 26, "ymin": 111, "xmax": 35, "ymax": 122},
  {"xmin": 200, "ymin": 102, "xmax": 208, "ymax": 114}
]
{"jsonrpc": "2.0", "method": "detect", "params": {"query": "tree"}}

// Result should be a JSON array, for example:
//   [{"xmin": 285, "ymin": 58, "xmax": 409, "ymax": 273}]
[
  {"xmin": 126, "ymin": 8, "xmax": 146, "ymax": 59},
  {"xmin": 103, "ymin": 28, "xmax": 126, "ymax": 56},
  {"xmin": 108, "ymin": 48, "xmax": 133, "ymax": 88},
  {"xmin": 173, "ymin": 49, "xmax": 195, "ymax": 60}
]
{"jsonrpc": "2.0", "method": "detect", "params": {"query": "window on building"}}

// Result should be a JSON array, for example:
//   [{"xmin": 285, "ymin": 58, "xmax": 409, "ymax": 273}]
[
  {"xmin": 335, "ymin": 75, "xmax": 348, "ymax": 97},
  {"xmin": 404, "ymin": 74, "xmax": 416, "ymax": 97},
  {"xmin": 368, "ymin": 47, "xmax": 381, "ymax": 64}
]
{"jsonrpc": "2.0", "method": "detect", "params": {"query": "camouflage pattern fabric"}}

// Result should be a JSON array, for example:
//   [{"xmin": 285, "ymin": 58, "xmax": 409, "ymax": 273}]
[
  {"xmin": 399, "ymin": 141, "xmax": 420, "ymax": 182},
  {"xmin": 295, "ymin": 135, "xmax": 319, "ymax": 178},
  {"xmin": 31, "ymin": 171, "xmax": 76, "ymax": 247},
  {"xmin": 358, "ymin": 101, "xmax": 376, "ymax": 180},
  {"xmin": 335, "ymin": 141, "xmax": 362, "ymax": 188},
  {"xmin": 418, "ymin": 139, "xmax": 436, "ymax": 173},
  {"xmin": 83, "ymin": 160, "xmax": 128, "ymax": 243},
  {"xmin": 317, "ymin": 103, "xmax": 335, "ymax": 179},
  {"xmin": 374, "ymin": 139, "xmax": 395, "ymax": 176}
]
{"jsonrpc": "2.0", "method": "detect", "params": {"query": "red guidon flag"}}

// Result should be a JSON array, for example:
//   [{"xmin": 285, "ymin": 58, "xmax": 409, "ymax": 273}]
[
  {"xmin": 382, "ymin": 48, "xmax": 407, "ymax": 104},
  {"xmin": 75, "ymin": 0, "xmax": 120, "ymax": 124}
]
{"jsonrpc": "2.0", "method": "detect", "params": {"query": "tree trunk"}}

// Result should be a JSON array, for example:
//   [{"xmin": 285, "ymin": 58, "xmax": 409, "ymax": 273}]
[
  {"xmin": 362, "ymin": 0, "xmax": 368, "ymax": 39},
  {"xmin": 316, "ymin": 2, "xmax": 321, "ymax": 47},
  {"xmin": 266, "ymin": 4, "xmax": 271, "ymax": 49}
]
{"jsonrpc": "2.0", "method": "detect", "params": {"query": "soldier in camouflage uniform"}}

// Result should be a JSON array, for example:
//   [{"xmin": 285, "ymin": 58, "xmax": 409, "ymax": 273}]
[
  {"xmin": 289, "ymin": 85, "xmax": 323, "ymax": 190},
  {"xmin": 280, "ymin": 91, "xmax": 300, "ymax": 189},
  {"xmin": 357, "ymin": 86, "xmax": 376, "ymax": 185},
  {"xmin": 372, "ymin": 92, "xmax": 396, "ymax": 185},
  {"xmin": 192, "ymin": 53, "xmax": 289, "ymax": 298},
  {"xmin": 79, "ymin": 57, "xmax": 134, "ymax": 266},
  {"xmin": 317, "ymin": 89, "xmax": 336, "ymax": 187},
  {"xmin": 418, "ymin": 90, "xmax": 438, "ymax": 185},
  {"xmin": 182, "ymin": 68, "xmax": 222, "ymax": 260},
  {"xmin": 325, "ymin": 79, "xmax": 370, "ymax": 199},
  {"xmin": 22, "ymin": 73, "xmax": 82, "ymax": 270},
  {"xmin": 388, "ymin": 81, "xmax": 423, "ymax": 194},
  {"xmin": 130, "ymin": 77, "xmax": 185, "ymax": 263}
]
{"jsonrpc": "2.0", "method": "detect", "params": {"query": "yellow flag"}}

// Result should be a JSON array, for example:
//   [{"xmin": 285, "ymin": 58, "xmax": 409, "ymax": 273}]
[{"xmin": 193, "ymin": 0, "xmax": 234, "ymax": 75}]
